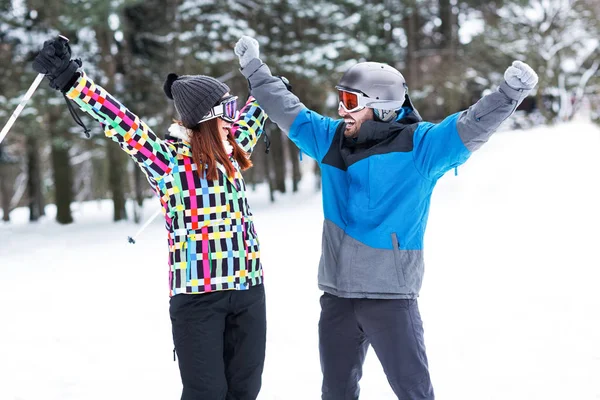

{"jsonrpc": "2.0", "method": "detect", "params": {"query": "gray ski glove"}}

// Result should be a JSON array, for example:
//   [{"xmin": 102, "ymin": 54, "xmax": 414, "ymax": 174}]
[
  {"xmin": 504, "ymin": 61, "xmax": 538, "ymax": 90},
  {"xmin": 234, "ymin": 36, "xmax": 260, "ymax": 69}
]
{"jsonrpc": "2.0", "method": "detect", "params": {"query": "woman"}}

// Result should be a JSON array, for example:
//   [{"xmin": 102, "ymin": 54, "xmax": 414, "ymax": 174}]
[{"xmin": 33, "ymin": 37, "xmax": 268, "ymax": 400}]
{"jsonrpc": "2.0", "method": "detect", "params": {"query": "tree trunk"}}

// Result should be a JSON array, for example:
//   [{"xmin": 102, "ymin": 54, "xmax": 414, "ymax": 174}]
[
  {"xmin": 313, "ymin": 161, "xmax": 321, "ymax": 192},
  {"xmin": 263, "ymin": 139, "xmax": 275, "ymax": 203},
  {"xmin": 245, "ymin": 160, "xmax": 256, "ymax": 189},
  {"xmin": 0, "ymin": 145, "xmax": 12, "ymax": 222},
  {"xmin": 26, "ymin": 134, "xmax": 45, "ymax": 221},
  {"xmin": 269, "ymin": 126, "xmax": 286, "ymax": 194},
  {"xmin": 95, "ymin": 25, "xmax": 128, "ymax": 221},
  {"xmin": 106, "ymin": 144, "xmax": 128, "ymax": 221},
  {"xmin": 440, "ymin": 0, "xmax": 457, "ymax": 64},
  {"xmin": 440, "ymin": 0, "xmax": 460, "ymax": 116},
  {"xmin": 48, "ymin": 109, "xmax": 74, "ymax": 225},
  {"xmin": 287, "ymin": 138, "xmax": 301, "ymax": 192},
  {"xmin": 536, "ymin": 89, "xmax": 554, "ymax": 123},
  {"xmin": 132, "ymin": 166, "xmax": 144, "ymax": 223},
  {"xmin": 0, "ymin": 167, "xmax": 10, "ymax": 222},
  {"xmin": 405, "ymin": 6, "xmax": 419, "ymax": 88}
]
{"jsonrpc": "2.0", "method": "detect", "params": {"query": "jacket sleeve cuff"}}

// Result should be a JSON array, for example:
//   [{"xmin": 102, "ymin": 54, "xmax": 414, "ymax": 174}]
[
  {"xmin": 499, "ymin": 81, "xmax": 530, "ymax": 103},
  {"xmin": 65, "ymin": 70, "xmax": 87, "ymax": 100},
  {"xmin": 240, "ymin": 58, "xmax": 264, "ymax": 79}
]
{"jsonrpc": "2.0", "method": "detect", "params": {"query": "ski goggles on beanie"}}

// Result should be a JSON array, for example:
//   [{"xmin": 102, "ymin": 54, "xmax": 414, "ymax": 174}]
[
  {"xmin": 336, "ymin": 88, "xmax": 369, "ymax": 113},
  {"xmin": 198, "ymin": 95, "xmax": 238, "ymax": 123}
]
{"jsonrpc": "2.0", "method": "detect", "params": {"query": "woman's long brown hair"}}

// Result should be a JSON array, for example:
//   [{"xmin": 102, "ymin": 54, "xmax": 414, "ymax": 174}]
[{"xmin": 186, "ymin": 118, "xmax": 252, "ymax": 181}]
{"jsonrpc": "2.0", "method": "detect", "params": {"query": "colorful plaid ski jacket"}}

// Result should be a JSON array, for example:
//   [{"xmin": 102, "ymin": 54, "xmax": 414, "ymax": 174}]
[{"xmin": 66, "ymin": 72, "xmax": 267, "ymax": 296}]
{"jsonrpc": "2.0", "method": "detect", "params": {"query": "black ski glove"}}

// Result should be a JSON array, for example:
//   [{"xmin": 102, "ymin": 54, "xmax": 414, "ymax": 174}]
[{"xmin": 33, "ymin": 37, "xmax": 81, "ymax": 92}]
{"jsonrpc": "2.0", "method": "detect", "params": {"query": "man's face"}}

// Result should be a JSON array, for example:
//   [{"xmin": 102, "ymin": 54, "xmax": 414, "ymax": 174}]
[{"xmin": 338, "ymin": 106, "xmax": 374, "ymax": 138}]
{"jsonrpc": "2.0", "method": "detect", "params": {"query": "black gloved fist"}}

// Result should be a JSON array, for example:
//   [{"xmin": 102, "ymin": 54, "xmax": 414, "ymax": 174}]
[
  {"xmin": 33, "ymin": 37, "xmax": 81, "ymax": 92},
  {"xmin": 279, "ymin": 76, "xmax": 292, "ymax": 93}
]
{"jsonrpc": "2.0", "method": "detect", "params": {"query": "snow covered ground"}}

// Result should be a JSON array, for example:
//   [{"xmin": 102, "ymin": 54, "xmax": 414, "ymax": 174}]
[{"xmin": 1, "ymin": 120, "xmax": 599, "ymax": 400}]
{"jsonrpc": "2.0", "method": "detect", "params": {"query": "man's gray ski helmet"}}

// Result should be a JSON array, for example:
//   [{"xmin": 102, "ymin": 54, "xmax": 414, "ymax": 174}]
[{"xmin": 336, "ymin": 62, "xmax": 407, "ymax": 110}]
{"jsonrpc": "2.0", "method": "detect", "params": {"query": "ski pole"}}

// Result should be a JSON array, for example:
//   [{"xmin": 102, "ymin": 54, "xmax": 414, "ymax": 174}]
[
  {"xmin": 0, "ymin": 73, "xmax": 45, "ymax": 145},
  {"xmin": 0, "ymin": 35, "xmax": 71, "ymax": 145},
  {"xmin": 127, "ymin": 207, "xmax": 163, "ymax": 244}
]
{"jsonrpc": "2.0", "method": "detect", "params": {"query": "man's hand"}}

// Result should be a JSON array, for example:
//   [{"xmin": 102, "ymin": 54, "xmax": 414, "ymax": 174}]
[
  {"xmin": 234, "ymin": 36, "xmax": 260, "ymax": 69},
  {"xmin": 504, "ymin": 61, "xmax": 538, "ymax": 90}
]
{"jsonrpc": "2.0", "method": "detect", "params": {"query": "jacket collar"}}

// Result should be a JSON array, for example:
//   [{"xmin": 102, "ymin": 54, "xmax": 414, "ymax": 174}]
[
  {"xmin": 346, "ymin": 107, "xmax": 422, "ymax": 147},
  {"xmin": 168, "ymin": 123, "xmax": 191, "ymax": 141}
]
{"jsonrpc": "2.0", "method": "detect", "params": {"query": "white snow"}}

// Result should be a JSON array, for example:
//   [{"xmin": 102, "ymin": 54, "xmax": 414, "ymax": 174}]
[{"xmin": 1, "ymin": 120, "xmax": 600, "ymax": 400}]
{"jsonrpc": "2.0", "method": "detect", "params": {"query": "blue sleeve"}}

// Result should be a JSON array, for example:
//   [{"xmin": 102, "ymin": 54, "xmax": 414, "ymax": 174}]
[
  {"xmin": 288, "ymin": 108, "xmax": 342, "ymax": 162},
  {"xmin": 412, "ymin": 113, "xmax": 472, "ymax": 180}
]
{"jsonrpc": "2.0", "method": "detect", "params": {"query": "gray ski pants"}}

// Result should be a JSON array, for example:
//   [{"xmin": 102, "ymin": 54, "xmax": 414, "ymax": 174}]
[{"xmin": 319, "ymin": 293, "xmax": 434, "ymax": 400}]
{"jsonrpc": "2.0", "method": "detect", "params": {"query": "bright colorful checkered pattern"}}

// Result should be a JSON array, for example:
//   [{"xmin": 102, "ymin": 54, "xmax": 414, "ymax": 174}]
[
  {"xmin": 231, "ymin": 99, "xmax": 264, "ymax": 154},
  {"xmin": 67, "ymin": 72, "xmax": 267, "ymax": 296}
]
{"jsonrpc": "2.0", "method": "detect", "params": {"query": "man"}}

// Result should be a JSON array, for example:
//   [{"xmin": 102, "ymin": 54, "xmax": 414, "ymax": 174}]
[{"xmin": 234, "ymin": 36, "xmax": 537, "ymax": 399}]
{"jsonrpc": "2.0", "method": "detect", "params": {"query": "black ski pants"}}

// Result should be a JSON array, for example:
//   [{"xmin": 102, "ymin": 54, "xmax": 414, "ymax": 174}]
[
  {"xmin": 169, "ymin": 284, "xmax": 266, "ymax": 400},
  {"xmin": 319, "ymin": 293, "xmax": 434, "ymax": 400}
]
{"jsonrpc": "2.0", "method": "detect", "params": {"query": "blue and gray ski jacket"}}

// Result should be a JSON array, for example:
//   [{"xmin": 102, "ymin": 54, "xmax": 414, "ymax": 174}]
[{"xmin": 242, "ymin": 58, "xmax": 531, "ymax": 299}]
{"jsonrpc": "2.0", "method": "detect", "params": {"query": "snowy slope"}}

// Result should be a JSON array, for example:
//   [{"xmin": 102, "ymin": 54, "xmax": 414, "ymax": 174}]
[{"xmin": 1, "ymin": 120, "xmax": 599, "ymax": 400}]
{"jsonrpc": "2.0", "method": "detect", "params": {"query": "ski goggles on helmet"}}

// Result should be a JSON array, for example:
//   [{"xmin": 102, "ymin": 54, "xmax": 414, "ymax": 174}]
[
  {"xmin": 336, "ymin": 87, "xmax": 369, "ymax": 113},
  {"xmin": 337, "ymin": 86, "xmax": 407, "ymax": 113},
  {"xmin": 199, "ymin": 95, "xmax": 239, "ymax": 123}
]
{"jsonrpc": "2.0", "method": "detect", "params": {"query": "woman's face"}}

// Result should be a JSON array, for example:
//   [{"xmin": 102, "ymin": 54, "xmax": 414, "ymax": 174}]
[
  {"xmin": 216, "ymin": 92, "xmax": 233, "ymax": 140},
  {"xmin": 216, "ymin": 115, "xmax": 232, "ymax": 141}
]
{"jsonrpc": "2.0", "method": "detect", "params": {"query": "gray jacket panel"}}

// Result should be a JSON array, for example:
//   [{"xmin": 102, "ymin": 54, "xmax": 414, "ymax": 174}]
[
  {"xmin": 457, "ymin": 81, "xmax": 531, "ymax": 151},
  {"xmin": 241, "ymin": 58, "xmax": 306, "ymax": 133},
  {"xmin": 318, "ymin": 219, "xmax": 423, "ymax": 299}
]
